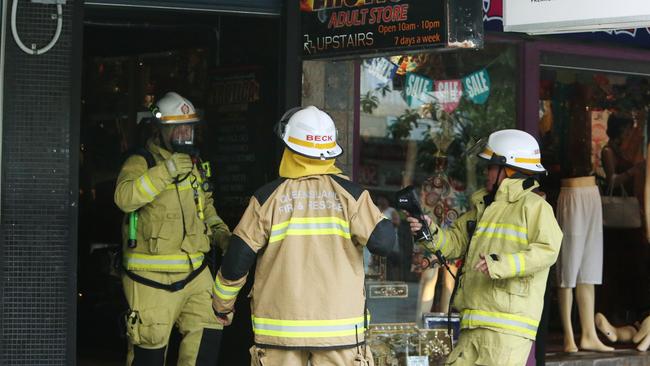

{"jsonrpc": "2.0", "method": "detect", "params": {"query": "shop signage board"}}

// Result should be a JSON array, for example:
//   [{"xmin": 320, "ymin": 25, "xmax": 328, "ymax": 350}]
[
  {"xmin": 503, "ymin": 0, "xmax": 650, "ymax": 34},
  {"xmin": 485, "ymin": 0, "xmax": 650, "ymax": 48},
  {"xmin": 301, "ymin": 0, "xmax": 446, "ymax": 59}
]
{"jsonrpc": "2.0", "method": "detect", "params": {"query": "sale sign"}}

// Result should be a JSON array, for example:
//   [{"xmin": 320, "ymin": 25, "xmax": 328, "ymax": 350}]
[
  {"xmin": 462, "ymin": 69, "xmax": 491, "ymax": 104},
  {"xmin": 434, "ymin": 79, "xmax": 463, "ymax": 113}
]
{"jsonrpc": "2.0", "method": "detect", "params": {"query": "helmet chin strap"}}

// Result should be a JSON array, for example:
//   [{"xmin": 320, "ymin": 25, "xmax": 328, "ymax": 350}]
[{"xmin": 485, "ymin": 165, "xmax": 504, "ymax": 206}]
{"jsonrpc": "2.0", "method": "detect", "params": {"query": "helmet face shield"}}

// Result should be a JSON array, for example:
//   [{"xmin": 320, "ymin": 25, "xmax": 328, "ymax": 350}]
[
  {"xmin": 162, "ymin": 124, "xmax": 195, "ymax": 153},
  {"xmin": 274, "ymin": 106, "xmax": 305, "ymax": 142},
  {"xmin": 467, "ymin": 137, "xmax": 506, "ymax": 165},
  {"xmin": 465, "ymin": 137, "xmax": 487, "ymax": 159}
]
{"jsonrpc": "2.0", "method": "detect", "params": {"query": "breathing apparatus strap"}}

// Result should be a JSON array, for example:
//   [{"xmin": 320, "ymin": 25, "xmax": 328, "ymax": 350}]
[{"xmin": 447, "ymin": 219, "xmax": 476, "ymax": 337}]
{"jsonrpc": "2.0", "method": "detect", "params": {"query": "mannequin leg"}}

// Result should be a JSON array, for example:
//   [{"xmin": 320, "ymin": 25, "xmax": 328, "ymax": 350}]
[
  {"xmin": 576, "ymin": 284, "xmax": 614, "ymax": 351},
  {"xmin": 437, "ymin": 264, "xmax": 457, "ymax": 312},
  {"xmin": 632, "ymin": 316, "xmax": 650, "ymax": 345},
  {"xmin": 558, "ymin": 287, "xmax": 578, "ymax": 353},
  {"xmin": 595, "ymin": 313, "xmax": 637, "ymax": 342},
  {"xmin": 415, "ymin": 267, "xmax": 438, "ymax": 326},
  {"xmin": 634, "ymin": 316, "xmax": 650, "ymax": 351},
  {"xmin": 637, "ymin": 334, "xmax": 650, "ymax": 352}
]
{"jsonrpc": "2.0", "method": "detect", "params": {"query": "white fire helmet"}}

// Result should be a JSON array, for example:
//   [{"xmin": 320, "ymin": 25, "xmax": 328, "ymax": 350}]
[
  {"xmin": 477, "ymin": 129, "xmax": 546, "ymax": 174},
  {"xmin": 276, "ymin": 106, "xmax": 343, "ymax": 160},
  {"xmin": 155, "ymin": 92, "xmax": 200, "ymax": 125},
  {"xmin": 154, "ymin": 92, "xmax": 200, "ymax": 152}
]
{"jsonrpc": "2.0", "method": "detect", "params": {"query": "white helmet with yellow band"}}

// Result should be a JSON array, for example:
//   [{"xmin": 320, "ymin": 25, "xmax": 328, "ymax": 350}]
[
  {"xmin": 478, "ymin": 129, "xmax": 545, "ymax": 174},
  {"xmin": 153, "ymin": 92, "xmax": 200, "ymax": 154},
  {"xmin": 276, "ymin": 106, "xmax": 343, "ymax": 160},
  {"xmin": 155, "ymin": 92, "xmax": 200, "ymax": 125}
]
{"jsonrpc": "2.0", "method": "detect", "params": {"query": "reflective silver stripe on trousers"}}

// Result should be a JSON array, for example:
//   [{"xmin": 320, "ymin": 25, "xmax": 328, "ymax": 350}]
[
  {"xmin": 462, "ymin": 313, "xmax": 538, "ymax": 332},
  {"xmin": 253, "ymin": 322, "xmax": 366, "ymax": 333}
]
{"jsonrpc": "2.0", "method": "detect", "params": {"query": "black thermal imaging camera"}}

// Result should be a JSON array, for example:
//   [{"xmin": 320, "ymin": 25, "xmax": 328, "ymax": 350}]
[{"xmin": 396, "ymin": 185, "xmax": 454, "ymax": 279}]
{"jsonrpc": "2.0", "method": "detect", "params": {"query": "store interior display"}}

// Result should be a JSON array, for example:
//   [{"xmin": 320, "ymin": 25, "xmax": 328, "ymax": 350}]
[
  {"xmin": 539, "ymin": 66, "xmax": 650, "ymax": 349},
  {"xmin": 555, "ymin": 176, "xmax": 611, "ymax": 352},
  {"xmin": 596, "ymin": 312, "xmax": 650, "ymax": 352},
  {"xmin": 366, "ymin": 323, "xmax": 452, "ymax": 366}
]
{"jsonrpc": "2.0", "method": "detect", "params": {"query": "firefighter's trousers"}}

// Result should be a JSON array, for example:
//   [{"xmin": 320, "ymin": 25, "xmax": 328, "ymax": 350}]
[
  {"xmin": 123, "ymin": 267, "xmax": 223, "ymax": 366},
  {"xmin": 445, "ymin": 328, "xmax": 532, "ymax": 366},
  {"xmin": 250, "ymin": 345, "xmax": 375, "ymax": 366}
]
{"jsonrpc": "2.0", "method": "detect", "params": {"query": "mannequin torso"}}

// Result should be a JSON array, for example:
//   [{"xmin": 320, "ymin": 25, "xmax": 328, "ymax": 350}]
[{"xmin": 561, "ymin": 176, "xmax": 596, "ymax": 188}]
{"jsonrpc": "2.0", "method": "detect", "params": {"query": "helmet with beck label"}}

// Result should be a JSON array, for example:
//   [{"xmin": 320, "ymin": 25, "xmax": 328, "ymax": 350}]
[
  {"xmin": 478, "ymin": 129, "xmax": 545, "ymax": 174},
  {"xmin": 276, "ymin": 106, "xmax": 343, "ymax": 160}
]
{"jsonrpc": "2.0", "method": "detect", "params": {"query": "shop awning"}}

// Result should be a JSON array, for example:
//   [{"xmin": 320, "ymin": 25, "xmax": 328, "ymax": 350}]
[{"xmin": 85, "ymin": 0, "xmax": 281, "ymax": 16}]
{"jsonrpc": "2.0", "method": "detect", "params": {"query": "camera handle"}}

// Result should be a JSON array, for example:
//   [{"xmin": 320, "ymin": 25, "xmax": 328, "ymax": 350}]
[{"xmin": 416, "ymin": 221, "xmax": 456, "ymax": 281}]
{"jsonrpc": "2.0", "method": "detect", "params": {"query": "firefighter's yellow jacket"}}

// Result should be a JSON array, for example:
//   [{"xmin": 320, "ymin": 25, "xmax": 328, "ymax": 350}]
[
  {"xmin": 114, "ymin": 137, "xmax": 230, "ymax": 272},
  {"xmin": 212, "ymin": 173, "xmax": 396, "ymax": 349},
  {"xmin": 424, "ymin": 178, "xmax": 562, "ymax": 340}
]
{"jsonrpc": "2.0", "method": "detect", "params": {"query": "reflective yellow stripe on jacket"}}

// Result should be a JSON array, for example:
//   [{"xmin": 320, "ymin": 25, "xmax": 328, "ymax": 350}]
[
  {"xmin": 506, "ymin": 253, "xmax": 526, "ymax": 276},
  {"xmin": 137, "ymin": 172, "xmax": 196, "ymax": 198},
  {"xmin": 474, "ymin": 222, "xmax": 528, "ymax": 245},
  {"xmin": 123, "ymin": 252, "xmax": 204, "ymax": 272},
  {"xmin": 431, "ymin": 229, "xmax": 447, "ymax": 252},
  {"xmin": 252, "ymin": 315, "xmax": 367, "ymax": 338},
  {"xmin": 136, "ymin": 173, "xmax": 160, "ymax": 201},
  {"xmin": 269, "ymin": 217, "xmax": 351, "ymax": 244},
  {"xmin": 213, "ymin": 276, "xmax": 243, "ymax": 301},
  {"xmin": 461, "ymin": 309, "xmax": 539, "ymax": 338}
]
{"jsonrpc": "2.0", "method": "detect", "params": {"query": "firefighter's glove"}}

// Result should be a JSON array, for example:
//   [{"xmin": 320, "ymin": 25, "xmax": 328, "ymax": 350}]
[
  {"xmin": 165, "ymin": 153, "xmax": 193, "ymax": 178},
  {"xmin": 211, "ymin": 229, "xmax": 231, "ymax": 254}
]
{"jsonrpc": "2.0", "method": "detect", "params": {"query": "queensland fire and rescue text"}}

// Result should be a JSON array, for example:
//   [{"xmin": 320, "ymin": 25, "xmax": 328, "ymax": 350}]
[{"xmin": 277, "ymin": 190, "xmax": 343, "ymax": 213}]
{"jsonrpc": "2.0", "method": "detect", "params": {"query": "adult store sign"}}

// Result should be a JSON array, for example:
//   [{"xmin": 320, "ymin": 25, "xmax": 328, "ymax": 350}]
[{"xmin": 301, "ymin": 0, "xmax": 446, "ymax": 59}]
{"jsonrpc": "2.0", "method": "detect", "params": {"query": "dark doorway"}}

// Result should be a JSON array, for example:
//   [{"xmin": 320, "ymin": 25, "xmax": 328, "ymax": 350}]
[{"xmin": 77, "ymin": 7, "xmax": 280, "ymax": 365}]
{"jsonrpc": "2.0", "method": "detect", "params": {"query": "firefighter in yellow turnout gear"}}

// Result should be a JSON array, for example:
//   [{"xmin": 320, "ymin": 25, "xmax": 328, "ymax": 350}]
[
  {"xmin": 115, "ymin": 92, "xmax": 230, "ymax": 365},
  {"xmin": 212, "ymin": 106, "xmax": 396, "ymax": 366},
  {"xmin": 409, "ymin": 130, "xmax": 563, "ymax": 366}
]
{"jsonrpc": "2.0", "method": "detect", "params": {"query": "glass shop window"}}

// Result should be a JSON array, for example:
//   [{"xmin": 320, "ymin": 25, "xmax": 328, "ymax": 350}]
[
  {"xmin": 358, "ymin": 42, "xmax": 520, "ymax": 328},
  {"xmin": 538, "ymin": 65, "xmax": 650, "ymax": 324}
]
